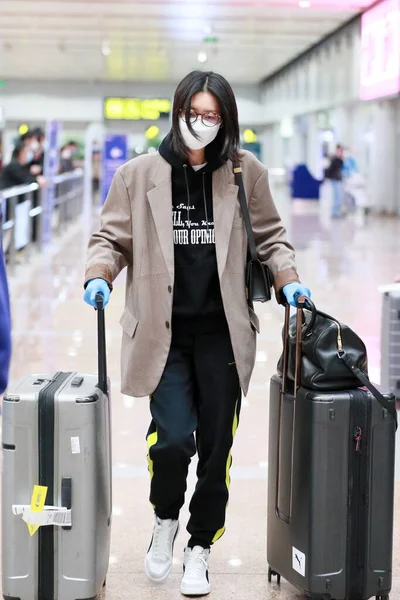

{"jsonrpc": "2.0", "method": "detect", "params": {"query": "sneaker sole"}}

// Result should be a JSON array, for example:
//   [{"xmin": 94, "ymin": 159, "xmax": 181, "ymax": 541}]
[
  {"xmin": 144, "ymin": 522, "xmax": 180, "ymax": 583},
  {"xmin": 180, "ymin": 582, "xmax": 211, "ymax": 596}
]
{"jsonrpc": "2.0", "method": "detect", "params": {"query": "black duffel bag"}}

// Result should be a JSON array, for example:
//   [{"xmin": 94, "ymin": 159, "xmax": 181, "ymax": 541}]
[
  {"xmin": 278, "ymin": 298, "xmax": 368, "ymax": 391},
  {"xmin": 277, "ymin": 297, "xmax": 397, "ymax": 426}
]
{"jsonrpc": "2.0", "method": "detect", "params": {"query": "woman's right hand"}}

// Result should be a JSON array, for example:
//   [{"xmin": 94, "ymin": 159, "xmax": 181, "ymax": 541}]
[{"xmin": 83, "ymin": 278, "xmax": 111, "ymax": 308}]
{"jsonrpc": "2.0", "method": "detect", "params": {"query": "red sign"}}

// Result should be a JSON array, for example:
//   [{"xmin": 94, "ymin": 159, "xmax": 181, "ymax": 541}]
[{"xmin": 360, "ymin": 0, "xmax": 400, "ymax": 101}]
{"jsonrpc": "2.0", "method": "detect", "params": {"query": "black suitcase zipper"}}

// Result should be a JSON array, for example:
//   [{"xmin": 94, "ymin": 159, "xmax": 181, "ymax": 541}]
[
  {"xmin": 38, "ymin": 372, "xmax": 71, "ymax": 600},
  {"xmin": 346, "ymin": 390, "xmax": 371, "ymax": 600}
]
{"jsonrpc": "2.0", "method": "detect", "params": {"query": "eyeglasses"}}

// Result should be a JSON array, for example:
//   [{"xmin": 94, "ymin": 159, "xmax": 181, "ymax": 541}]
[{"xmin": 180, "ymin": 109, "xmax": 222, "ymax": 128}]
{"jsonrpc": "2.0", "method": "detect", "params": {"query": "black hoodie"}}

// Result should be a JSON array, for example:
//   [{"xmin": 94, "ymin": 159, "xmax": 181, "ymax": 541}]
[{"xmin": 159, "ymin": 132, "xmax": 227, "ymax": 332}]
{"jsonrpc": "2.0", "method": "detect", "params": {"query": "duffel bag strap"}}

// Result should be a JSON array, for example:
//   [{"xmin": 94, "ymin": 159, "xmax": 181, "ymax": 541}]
[{"xmin": 340, "ymin": 352, "xmax": 398, "ymax": 428}]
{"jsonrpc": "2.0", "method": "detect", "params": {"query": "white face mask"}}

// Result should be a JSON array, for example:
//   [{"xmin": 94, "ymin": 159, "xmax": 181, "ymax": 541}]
[
  {"xmin": 179, "ymin": 118, "xmax": 221, "ymax": 151},
  {"xmin": 30, "ymin": 140, "xmax": 39, "ymax": 152}
]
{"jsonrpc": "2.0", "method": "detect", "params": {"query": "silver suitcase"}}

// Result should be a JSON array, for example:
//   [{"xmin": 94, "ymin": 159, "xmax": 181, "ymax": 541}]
[
  {"xmin": 2, "ymin": 296, "xmax": 111, "ymax": 600},
  {"xmin": 381, "ymin": 290, "xmax": 400, "ymax": 399}
]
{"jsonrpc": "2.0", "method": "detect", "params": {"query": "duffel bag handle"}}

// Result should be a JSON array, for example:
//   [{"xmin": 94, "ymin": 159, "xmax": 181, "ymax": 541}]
[
  {"xmin": 281, "ymin": 296, "xmax": 306, "ymax": 394},
  {"xmin": 298, "ymin": 296, "xmax": 318, "ymax": 337},
  {"xmin": 282, "ymin": 296, "xmax": 315, "ymax": 394}
]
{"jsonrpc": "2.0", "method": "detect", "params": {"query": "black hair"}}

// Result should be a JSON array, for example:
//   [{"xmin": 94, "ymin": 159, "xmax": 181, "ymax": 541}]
[
  {"xmin": 32, "ymin": 127, "xmax": 45, "ymax": 141},
  {"xmin": 171, "ymin": 71, "xmax": 241, "ymax": 163},
  {"xmin": 67, "ymin": 140, "xmax": 78, "ymax": 147},
  {"xmin": 12, "ymin": 141, "xmax": 27, "ymax": 160},
  {"xmin": 20, "ymin": 130, "xmax": 35, "ymax": 142}
]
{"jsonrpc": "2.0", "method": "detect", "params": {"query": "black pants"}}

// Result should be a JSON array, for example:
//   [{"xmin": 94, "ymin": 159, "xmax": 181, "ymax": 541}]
[{"xmin": 146, "ymin": 324, "xmax": 241, "ymax": 548}]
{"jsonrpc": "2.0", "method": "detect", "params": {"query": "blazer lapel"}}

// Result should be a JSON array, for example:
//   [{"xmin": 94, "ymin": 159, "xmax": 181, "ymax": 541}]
[
  {"xmin": 213, "ymin": 163, "xmax": 239, "ymax": 278},
  {"xmin": 147, "ymin": 155, "xmax": 239, "ymax": 280},
  {"xmin": 147, "ymin": 156, "xmax": 174, "ymax": 276}
]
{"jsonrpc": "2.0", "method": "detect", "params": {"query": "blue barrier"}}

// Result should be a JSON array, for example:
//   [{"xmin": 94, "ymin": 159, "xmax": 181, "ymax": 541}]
[{"xmin": 291, "ymin": 164, "xmax": 323, "ymax": 200}]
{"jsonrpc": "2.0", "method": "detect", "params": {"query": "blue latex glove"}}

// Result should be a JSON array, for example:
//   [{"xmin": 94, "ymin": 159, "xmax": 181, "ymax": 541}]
[
  {"xmin": 83, "ymin": 278, "xmax": 111, "ymax": 308},
  {"xmin": 282, "ymin": 282, "xmax": 311, "ymax": 308}
]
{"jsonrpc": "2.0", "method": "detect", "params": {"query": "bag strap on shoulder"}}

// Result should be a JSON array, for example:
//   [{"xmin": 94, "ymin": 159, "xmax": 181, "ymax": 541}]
[
  {"xmin": 233, "ymin": 165, "xmax": 258, "ymax": 262},
  {"xmin": 340, "ymin": 352, "xmax": 398, "ymax": 428}
]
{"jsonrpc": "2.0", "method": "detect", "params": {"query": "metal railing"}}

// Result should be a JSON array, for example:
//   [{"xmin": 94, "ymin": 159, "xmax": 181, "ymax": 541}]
[{"xmin": 1, "ymin": 169, "xmax": 84, "ymax": 273}]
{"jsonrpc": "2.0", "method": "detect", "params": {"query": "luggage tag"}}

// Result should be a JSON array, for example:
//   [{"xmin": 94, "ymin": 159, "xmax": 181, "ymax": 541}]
[
  {"xmin": 12, "ymin": 485, "xmax": 72, "ymax": 535},
  {"xmin": 29, "ymin": 484, "xmax": 46, "ymax": 536}
]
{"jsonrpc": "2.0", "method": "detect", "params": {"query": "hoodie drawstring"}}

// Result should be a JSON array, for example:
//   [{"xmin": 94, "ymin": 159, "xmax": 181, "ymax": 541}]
[
  {"xmin": 183, "ymin": 165, "xmax": 209, "ymax": 231},
  {"xmin": 202, "ymin": 173, "xmax": 210, "ymax": 232},
  {"xmin": 183, "ymin": 165, "xmax": 191, "ymax": 226}
]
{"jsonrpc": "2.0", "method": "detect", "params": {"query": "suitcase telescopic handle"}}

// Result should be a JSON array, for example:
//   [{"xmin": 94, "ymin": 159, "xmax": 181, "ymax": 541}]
[
  {"xmin": 281, "ymin": 296, "xmax": 305, "ymax": 395},
  {"xmin": 95, "ymin": 294, "xmax": 108, "ymax": 395}
]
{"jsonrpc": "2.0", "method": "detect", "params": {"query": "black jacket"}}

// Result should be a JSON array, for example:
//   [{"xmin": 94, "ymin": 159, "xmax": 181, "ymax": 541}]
[
  {"xmin": 0, "ymin": 160, "xmax": 36, "ymax": 191},
  {"xmin": 159, "ymin": 133, "xmax": 227, "ymax": 331},
  {"xmin": 325, "ymin": 157, "xmax": 343, "ymax": 181}
]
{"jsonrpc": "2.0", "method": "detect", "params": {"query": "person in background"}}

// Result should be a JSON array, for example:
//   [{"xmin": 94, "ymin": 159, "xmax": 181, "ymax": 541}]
[
  {"xmin": 19, "ymin": 129, "xmax": 43, "ymax": 177},
  {"xmin": 29, "ymin": 128, "xmax": 45, "ymax": 174},
  {"xmin": 59, "ymin": 143, "xmax": 75, "ymax": 173},
  {"xmin": 0, "ymin": 143, "xmax": 46, "ymax": 246},
  {"xmin": 59, "ymin": 140, "xmax": 78, "ymax": 173},
  {"xmin": 68, "ymin": 140, "xmax": 78, "ymax": 156},
  {"xmin": 83, "ymin": 70, "xmax": 311, "ymax": 596},
  {"xmin": 0, "ymin": 142, "xmax": 46, "ymax": 190},
  {"xmin": 325, "ymin": 144, "xmax": 344, "ymax": 218},
  {"xmin": 19, "ymin": 130, "xmax": 36, "ymax": 146}
]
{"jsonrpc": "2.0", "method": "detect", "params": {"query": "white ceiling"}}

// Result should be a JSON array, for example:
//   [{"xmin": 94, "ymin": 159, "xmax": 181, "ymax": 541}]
[{"xmin": 0, "ymin": 0, "xmax": 376, "ymax": 84}]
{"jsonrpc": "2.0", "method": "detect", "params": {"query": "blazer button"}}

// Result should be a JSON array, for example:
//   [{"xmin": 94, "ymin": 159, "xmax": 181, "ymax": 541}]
[
  {"xmin": 168, "ymin": 285, "xmax": 172, "ymax": 293},
  {"xmin": 165, "ymin": 321, "xmax": 170, "ymax": 329}
]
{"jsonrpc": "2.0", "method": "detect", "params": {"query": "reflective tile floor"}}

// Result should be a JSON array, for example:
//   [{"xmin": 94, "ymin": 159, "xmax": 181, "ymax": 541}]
[{"xmin": 3, "ymin": 195, "xmax": 400, "ymax": 599}]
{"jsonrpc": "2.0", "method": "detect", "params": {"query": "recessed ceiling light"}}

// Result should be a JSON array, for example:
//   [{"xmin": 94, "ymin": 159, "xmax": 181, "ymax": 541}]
[
  {"xmin": 299, "ymin": 0, "xmax": 311, "ymax": 7},
  {"xmin": 198, "ymin": 52, "xmax": 207, "ymax": 63},
  {"xmin": 204, "ymin": 25, "xmax": 213, "ymax": 35},
  {"xmin": 101, "ymin": 41, "xmax": 111, "ymax": 56}
]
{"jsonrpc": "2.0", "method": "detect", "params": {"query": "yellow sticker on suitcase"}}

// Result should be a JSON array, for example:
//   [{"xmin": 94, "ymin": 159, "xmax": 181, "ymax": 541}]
[{"xmin": 27, "ymin": 485, "xmax": 48, "ymax": 536}]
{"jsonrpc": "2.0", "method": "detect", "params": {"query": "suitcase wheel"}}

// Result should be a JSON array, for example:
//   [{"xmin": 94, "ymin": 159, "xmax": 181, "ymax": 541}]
[
  {"xmin": 103, "ymin": 578, "xmax": 107, "ymax": 588},
  {"xmin": 268, "ymin": 567, "xmax": 281, "ymax": 584},
  {"xmin": 376, "ymin": 596, "xmax": 389, "ymax": 600}
]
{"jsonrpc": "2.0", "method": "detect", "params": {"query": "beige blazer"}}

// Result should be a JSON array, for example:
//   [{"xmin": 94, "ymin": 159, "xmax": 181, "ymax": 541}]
[{"xmin": 85, "ymin": 150, "xmax": 299, "ymax": 397}]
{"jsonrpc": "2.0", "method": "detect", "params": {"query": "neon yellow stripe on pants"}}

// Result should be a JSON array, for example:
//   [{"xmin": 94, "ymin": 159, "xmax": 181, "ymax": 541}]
[
  {"xmin": 147, "ymin": 431, "xmax": 158, "ymax": 479},
  {"xmin": 212, "ymin": 399, "xmax": 239, "ymax": 543},
  {"xmin": 147, "ymin": 430, "xmax": 158, "ymax": 509}
]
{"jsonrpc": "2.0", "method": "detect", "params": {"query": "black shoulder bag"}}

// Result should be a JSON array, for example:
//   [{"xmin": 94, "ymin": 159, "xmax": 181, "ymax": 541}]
[{"xmin": 233, "ymin": 165, "xmax": 273, "ymax": 304}]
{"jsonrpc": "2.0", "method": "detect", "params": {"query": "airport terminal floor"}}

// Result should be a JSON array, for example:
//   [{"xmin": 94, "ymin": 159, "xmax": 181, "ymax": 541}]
[{"xmin": 3, "ymin": 194, "xmax": 400, "ymax": 599}]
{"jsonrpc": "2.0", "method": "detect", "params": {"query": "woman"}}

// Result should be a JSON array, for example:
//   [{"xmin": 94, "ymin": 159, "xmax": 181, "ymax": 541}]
[
  {"xmin": 325, "ymin": 144, "xmax": 344, "ymax": 218},
  {"xmin": 84, "ymin": 71, "xmax": 310, "ymax": 597},
  {"xmin": 0, "ymin": 142, "xmax": 46, "ymax": 191}
]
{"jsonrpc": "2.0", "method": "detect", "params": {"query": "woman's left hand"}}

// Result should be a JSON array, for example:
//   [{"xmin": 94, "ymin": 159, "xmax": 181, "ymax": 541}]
[{"xmin": 282, "ymin": 282, "xmax": 311, "ymax": 307}]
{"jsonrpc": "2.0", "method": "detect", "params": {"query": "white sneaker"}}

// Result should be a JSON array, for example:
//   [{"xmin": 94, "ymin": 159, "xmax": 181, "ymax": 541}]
[
  {"xmin": 180, "ymin": 546, "xmax": 211, "ymax": 596},
  {"xmin": 145, "ymin": 516, "xmax": 180, "ymax": 583}
]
